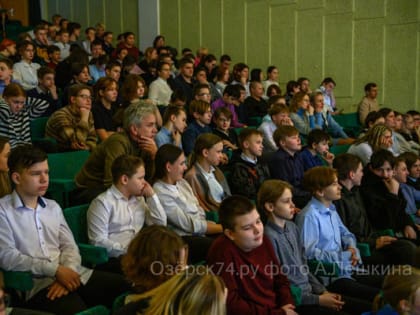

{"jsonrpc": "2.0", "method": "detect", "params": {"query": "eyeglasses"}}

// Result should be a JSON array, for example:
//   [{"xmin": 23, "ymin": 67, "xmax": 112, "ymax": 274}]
[{"xmin": 77, "ymin": 94, "xmax": 93, "ymax": 101}]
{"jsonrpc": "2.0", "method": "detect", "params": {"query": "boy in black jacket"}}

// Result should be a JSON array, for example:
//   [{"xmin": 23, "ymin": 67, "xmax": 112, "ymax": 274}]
[{"xmin": 228, "ymin": 128, "xmax": 270, "ymax": 201}]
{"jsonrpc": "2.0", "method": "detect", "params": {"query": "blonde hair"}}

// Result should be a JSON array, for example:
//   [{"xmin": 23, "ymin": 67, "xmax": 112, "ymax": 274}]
[
  {"xmin": 373, "ymin": 266, "xmax": 420, "ymax": 314},
  {"xmin": 353, "ymin": 124, "xmax": 391, "ymax": 152},
  {"xmin": 136, "ymin": 266, "xmax": 226, "ymax": 315}
]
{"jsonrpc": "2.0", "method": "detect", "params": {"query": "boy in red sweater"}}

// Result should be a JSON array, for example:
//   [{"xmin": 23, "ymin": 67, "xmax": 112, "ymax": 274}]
[{"xmin": 207, "ymin": 195, "xmax": 296, "ymax": 315}]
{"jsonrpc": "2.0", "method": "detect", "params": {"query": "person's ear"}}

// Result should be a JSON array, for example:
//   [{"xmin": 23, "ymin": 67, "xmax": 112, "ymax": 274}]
[
  {"xmin": 120, "ymin": 174, "xmax": 129, "ymax": 185},
  {"xmin": 243, "ymin": 140, "xmax": 250, "ymax": 149},
  {"xmin": 224, "ymin": 228, "xmax": 234, "ymax": 241},
  {"xmin": 315, "ymin": 189, "xmax": 324, "ymax": 198},
  {"xmin": 129, "ymin": 124, "xmax": 138, "ymax": 137},
  {"xmin": 264, "ymin": 202, "xmax": 274, "ymax": 213},
  {"xmin": 10, "ymin": 172, "xmax": 20, "ymax": 186},
  {"xmin": 202, "ymin": 148, "xmax": 209, "ymax": 159},
  {"xmin": 165, "ymin": 161, "xmax": 172, "ymax": 174}
]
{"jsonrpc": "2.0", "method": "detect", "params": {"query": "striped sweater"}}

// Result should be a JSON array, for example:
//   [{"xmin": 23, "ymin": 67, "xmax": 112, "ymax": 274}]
[
  {"xmin": 45, "ymin": 105, "xmax": 97, "ymax": 151},
  {"xmin": 0, "ymin": 97, "xmax": 49, "ymax": 148}
]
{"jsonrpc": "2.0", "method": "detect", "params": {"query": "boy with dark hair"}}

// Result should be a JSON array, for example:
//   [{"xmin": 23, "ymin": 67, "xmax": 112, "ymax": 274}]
[
  {"xmin": 46, "ymin": 45, "xmax": 60, "ymax": 70},
  {"xmin": 333, "ymin": 153, "xmax": 418, "ymax": 267},
  {"xmin": 27, "ymin": 66, "xmax": 59, "ymax": 117},
  {"xmin": 181, "ymin": 99, "xmax": 212, "ymax": 155},
  {"xmin": 211, "ymin": 84, "xmax": 244, "ymax": 128},
  {"xmin": 359, "ymin": 149, "xmax": 418, "ymax": 240},
  {"xmin": 207, "ymin": 195, "xmax": 296, "ymax": 315},
  {"xmin": 212, "ymin": 107, "xmax": 238, "ymax": 154},
  {"xmin": 300, "ymin": 129, "xmax": 334, "ymax": 171},
  {"xmin": 0, "ymin": 58, "xmax": 15, "ymax": 95},
  {"xmin": 228, "ymin": 128, "xmax": 270, "ymax": 200},
  {"xmin": 87, "ymin": 154, "xmax": 166, "ymax": 273},
  {"xmin": 0, "ymin": 145, "xmax": 128, "ymax": 315},
  {"xmin": 46, "ymin": 84, "xmax": 97, "ymax": 152},
  {"xmin": 268, "ymin": 125, "xmax": 311, "ymax": 208}
]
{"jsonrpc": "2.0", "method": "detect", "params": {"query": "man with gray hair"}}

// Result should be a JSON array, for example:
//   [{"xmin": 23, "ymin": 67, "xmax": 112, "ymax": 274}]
[{"xmin": 73, "ymin": 101, "xmax": 158, "ymax": 204}]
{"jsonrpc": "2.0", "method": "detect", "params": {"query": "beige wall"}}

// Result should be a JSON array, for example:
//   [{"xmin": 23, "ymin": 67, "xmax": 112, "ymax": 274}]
[
  {"xmin": 43, "ymin": 0, "xmax": 139, "ymax": 46},
  {"xmin": 160, "ymin": 0, "xmax": 420, "ymax": 112}
]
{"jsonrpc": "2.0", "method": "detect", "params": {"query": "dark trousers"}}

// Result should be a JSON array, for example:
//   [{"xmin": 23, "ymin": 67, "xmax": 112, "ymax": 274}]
[
  {"xmin": 327, "ymin": 277, "xmax": 380, "ymax": 315},
  {"xmin": 296, "ymin": 305, "xmax": 351, "ymax": 315},
  {"xmin": 363, "ymin": 239, "xmax": 417, "ymax": 267},
  {"xmin": 24, "ymin": 270, "xmax": 130, "ymax": 315}
]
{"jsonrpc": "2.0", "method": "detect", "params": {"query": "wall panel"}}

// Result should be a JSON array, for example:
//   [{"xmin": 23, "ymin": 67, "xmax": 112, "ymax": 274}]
[
  {"xmin": 385, "ymin": 23, "xmax": 418, "ymax": 110},
  {"xmin": 42, "ymin": 0, "xmax": 420, "ymax": 112},
  {"xmin": 201, "ymin": 0, "xmax": 222, "ymax": 56}
]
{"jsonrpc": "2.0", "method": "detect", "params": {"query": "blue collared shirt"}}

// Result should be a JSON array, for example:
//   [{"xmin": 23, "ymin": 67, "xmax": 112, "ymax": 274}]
[
  {"xmin": 155, "ymin": 126, "xmax": 182, "ymax": 149},
  {"xmin": 295, "ymin": 197, "xmax": 360, "ymax": 277}
]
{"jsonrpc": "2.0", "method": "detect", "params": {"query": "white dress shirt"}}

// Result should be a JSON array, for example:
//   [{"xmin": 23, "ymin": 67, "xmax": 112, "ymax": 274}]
[
  {"xmin": 12, "ymin": 61, "xmax": 41, "ymax": 90},
  {"xmin": 87, "ymin": 185, "xmax": 167, "ymax": 257},
  {"xmin": 153, "ymin": 179, "xmax": 207, "ymax": 236},
  {"xmin": 0, "ymin": 191, "xmax": 92, "ymax": 299},
  {"xmin": 148, "ymin": 77, "xmax": 173, "ymax": 106}
]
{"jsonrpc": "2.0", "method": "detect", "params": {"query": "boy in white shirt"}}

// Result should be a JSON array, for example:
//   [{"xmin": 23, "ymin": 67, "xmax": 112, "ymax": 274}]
[{"xmin": 87, "ymin": 154, "xmax": 166, "ymax": 273}]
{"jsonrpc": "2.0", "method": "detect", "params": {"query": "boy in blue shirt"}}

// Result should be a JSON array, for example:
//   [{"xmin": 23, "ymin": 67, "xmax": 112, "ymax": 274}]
[{"xmin": 296, "ymin": 166, "xmax": 380, "ymax": 308}]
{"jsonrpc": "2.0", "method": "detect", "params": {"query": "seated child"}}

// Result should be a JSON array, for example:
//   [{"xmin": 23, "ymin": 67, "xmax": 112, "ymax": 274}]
[
  {"xmin": 46, "ymin": 45, "xmax": 60, "ymax": 70},
  {"xmin": 212, "ymin": 107, "xmax": 238, "ymax": 155},
  {"xmin": 46, "ymin": 84, "xmax": 97, "ymax": 152},
  {"xmin": 116, "ymin": 266, "xmax": 226, "ymax": 315},
  {"xmin": 400, "ymin": 151, "xmax": 420, "ymax": 191},
  {"xmin": 0, "ymin": 83, "xmax": 49, "ymax": 148},
  {"xmin": 211, "ymin": 84, "xmax": 244, "ymax": 128},
  {"xmin": 228, "ymin": 128, "xmax": 270, "ymax": 201},
  {"xmin": 153, "ymin": 144, "xmax": 222, "ymax": 264},
  {"xmin": 184, "ymin": 133, "xmax": 231, "ymax": 211},
  {"xmin": 0, "ymin": 145, "xmax": 129, "ymax": 315},
  {"xmin": 268, "ymin": 125, "xmax": 311, "ymax": 208},
  {"xmin": 296, "ymin": 167, "xmax": 380, "ymax": 303},
  {"xmin": 27, "ymin": 66, "xmax": 59, "ymax": 117},
  {"xmin": 207, "ymin": 195, "xmax": 297, "ymax": 315},
  {"xmin": 301, "ymin": 129, "xmax": 334, "ymax": 171},
  {"xmin": 394, "ymin": 154, "xmax": 420, "ymax": 225},
  {"xmin": 333, "ymin": 153, "xmax": 418, "ymax": 267},
  {"xmin": 91, "ymin": 77, "xmax": 119, "ymax": 141},
  {"xmin": 368, "ymin": 266, "xmax": 420, "ymax": 315},
  {"xmin": 359, "ymin": 149, "xmax": 418, "ymax": 240},
  {"xmin": 155, "ymin": 105, "xmax": 187, "ymax": 148},
  {"xmin": 115, "ymin": 225, "xmax": 188, "ymax": 315},
  {"xmin": 260, "ymin": 179, "xmax": 369, "ymax": 315},
  {"xmin": 0, "ymin": 58, "xmax": 15, "ymax": 95},
  {"xmin": 13, "ymin": 41, "xmax": 40, "ymax": 91},
  {"xmin": 258, "ymin": 102, "xmax": 292, "ymax": 153},
  {"xmin": 182, "ymin": 99, "xmax": 212, "ymax": 155},
  {"xmin": 87, "ymin": 155, "xmax": 166, "ymax": 272}
]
